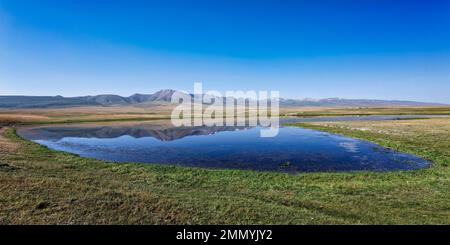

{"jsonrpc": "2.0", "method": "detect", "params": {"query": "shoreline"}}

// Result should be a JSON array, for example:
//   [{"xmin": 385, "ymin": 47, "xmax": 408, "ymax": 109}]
[{"xmin": 1, "ymin": 117, "xmax": 449, "ymax": 224}]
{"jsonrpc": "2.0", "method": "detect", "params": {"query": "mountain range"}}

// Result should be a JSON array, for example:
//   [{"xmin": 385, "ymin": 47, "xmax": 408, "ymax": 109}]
[{"xmin": 0, "ymin": 89, "xmax": 444, "ymax": 108}]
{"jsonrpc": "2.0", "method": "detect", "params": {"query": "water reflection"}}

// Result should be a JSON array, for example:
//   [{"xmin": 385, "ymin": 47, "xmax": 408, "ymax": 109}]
[
  {"xmin": 18, "ymin": 120, "xmax": 431, "ymax": 173},
  {"xmin": 21, "ymin": 124, "xmax": 250, "ymax": 141}
]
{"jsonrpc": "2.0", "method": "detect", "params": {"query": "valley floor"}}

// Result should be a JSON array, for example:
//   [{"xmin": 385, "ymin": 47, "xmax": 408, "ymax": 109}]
[{"xmin": 0, "ymin": 116, "xmax": 449, "ymax": 224}]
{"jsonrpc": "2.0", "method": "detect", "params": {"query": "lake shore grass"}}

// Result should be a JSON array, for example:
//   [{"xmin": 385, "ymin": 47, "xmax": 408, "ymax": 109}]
[
  {"xmin": 2, "ymin": 106, "xmax": 450, "ymax": 127},
  {"xmin": 280, "ymin": 106, "xmax": 450, "ymax": 117},
  {"xmin": 0, "ymin": 112, "xmax": 449, "ymax": 224}
]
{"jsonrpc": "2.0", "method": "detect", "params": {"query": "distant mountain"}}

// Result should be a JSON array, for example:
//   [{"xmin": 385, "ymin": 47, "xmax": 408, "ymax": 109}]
[
  {"xmin": 145, "ymin": 89, "xmax": 177, "ymax": 103},
  {"xmin": 78, "ymin": 94, "xmax": 130, "ymax": 106},
  {"xmin": 0, "ymin": 95, "xmax": 99, "ymax": 108},
  {"xmin": 279, "ymin": 98, "xmax": 443, "ymax": 107},
  {"xmin": 0, "ymin": 89, "xmax": 179, "ymax": 108},
  {"xmin": 0, "ymin": 89, "xmax": 445, "ymax": 108},
  {"xmin": 127, "ymin": 93, "xmax": 153, "ymax": 103}
]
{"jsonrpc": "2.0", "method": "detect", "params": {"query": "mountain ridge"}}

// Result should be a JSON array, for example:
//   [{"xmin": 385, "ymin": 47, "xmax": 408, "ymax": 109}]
[{"xmin": 0, "ymin": 89, "xmax": 445, "ymax": 108}]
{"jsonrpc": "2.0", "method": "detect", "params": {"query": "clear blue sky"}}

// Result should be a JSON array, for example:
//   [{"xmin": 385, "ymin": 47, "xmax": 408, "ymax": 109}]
[{"xmin": 0, "ymin": 0, "xmax": 449, "ymax": 102}]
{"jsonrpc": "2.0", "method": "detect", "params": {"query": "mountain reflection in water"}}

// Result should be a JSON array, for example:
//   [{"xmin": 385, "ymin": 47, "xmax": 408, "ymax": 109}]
[
  {"xmin": 20, "ymin": 124, "xmax": 251, "ymax": 142},
  {"xmin": 18, "ymin": 120, "xmax": 431, "ymax": 173}
]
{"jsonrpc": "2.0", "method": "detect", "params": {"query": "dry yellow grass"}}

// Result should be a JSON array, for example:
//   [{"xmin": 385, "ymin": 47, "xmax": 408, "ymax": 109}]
[
  {"xmin": 2, "ymin": 106, "xmax": 449, "ymax": 126},
  {"xmin": 308, "ymin": 118, "xmax": 450, "ymax": 137},
  {"xmin": 0, "ymin": 106, "xmax": 174, "ymax": 125},
  {"xmin": 281, "ymin": 106, "xmax": 450, "ymax": 116},
  {"xmin": 0, "ymin": 128, "xmax": 20, "ymax": 153}
]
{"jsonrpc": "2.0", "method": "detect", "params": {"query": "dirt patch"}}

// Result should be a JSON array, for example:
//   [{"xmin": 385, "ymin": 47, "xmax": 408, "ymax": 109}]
[{"xmin": 0, "ymin": 127, "xmax": 20, "ymax": 154}]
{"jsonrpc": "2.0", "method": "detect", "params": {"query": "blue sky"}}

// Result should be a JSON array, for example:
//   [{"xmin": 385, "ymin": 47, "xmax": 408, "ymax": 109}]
[{"xmin": 0, "ymin": 0, "xmax": 449, "ymax": 102}]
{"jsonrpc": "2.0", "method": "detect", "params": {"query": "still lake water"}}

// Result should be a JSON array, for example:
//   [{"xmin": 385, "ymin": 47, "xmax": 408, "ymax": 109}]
[{"xmin": 18, "ymin": 116, "xmax": 433, "ymax": 173}]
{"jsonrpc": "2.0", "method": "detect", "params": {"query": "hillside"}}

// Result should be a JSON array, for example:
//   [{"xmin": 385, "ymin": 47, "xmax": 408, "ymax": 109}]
[{"xmin": 0, "ymin": 90, "xmax": 444, "ymax": 108}]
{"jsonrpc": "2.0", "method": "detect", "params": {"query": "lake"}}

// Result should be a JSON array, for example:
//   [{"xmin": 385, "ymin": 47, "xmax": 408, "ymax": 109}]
[{"xmin": 18, "ymin": 116, "xmax": 432, "ymax": 173}]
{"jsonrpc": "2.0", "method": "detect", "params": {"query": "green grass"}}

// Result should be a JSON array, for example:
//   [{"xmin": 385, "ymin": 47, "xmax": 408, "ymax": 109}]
[{"xmin": 1, "ymin": 118, "xmax": 449, "ymax": 224}]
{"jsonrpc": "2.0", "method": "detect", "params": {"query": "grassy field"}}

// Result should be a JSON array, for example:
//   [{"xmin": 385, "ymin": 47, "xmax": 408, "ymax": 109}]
[
  {"xmin": 281, "ymin": 106, "xmax": 450, "ymax": 117},
  {"xmin": 0, "ymin": 106, "xmax": 174, "ymax": 126},
  {"xmin": 0, "ymin": 109, "xmax": 449, "ymax": 224},
  {"xmin": 2, "ymin": 106, "xmax": 450, "ymax": 126}
]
